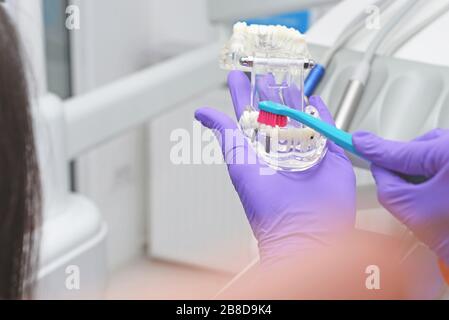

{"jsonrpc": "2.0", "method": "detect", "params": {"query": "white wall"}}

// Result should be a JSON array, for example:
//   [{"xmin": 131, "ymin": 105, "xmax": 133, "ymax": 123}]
[
  {"xmin": 147, "ymin": 0, "xmax": 215, "ymax": 50},
  {"xmin": 9, "ymin": 0, "xmax": 70, "ymax": 219},
  {"xmin": 8, "ymin": 0, "xmax": 48, "ymax": 95},
  {"xmin": 70, "ymin": 0, "xmax": 217, "ymax": 271},
  {"xmin": 70, "ymin": 0, "xmax": 153, "ymax": 271}
]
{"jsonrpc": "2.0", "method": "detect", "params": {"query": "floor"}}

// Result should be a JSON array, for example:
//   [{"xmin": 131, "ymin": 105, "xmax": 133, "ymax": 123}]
[
  {"xmin": 105, "ymin": 257, "xmax": 234, "ymax": 300},
  {"xmin": 105, "ymin": 257, "xmax": 449, "ymax": 300}
]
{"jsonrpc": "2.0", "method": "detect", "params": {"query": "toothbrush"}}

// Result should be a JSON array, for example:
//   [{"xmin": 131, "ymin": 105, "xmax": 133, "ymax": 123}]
[
  {"xmin": 258, "ymin": 101, "xmax": 359, "ymax": 155},
  {"xmin": 258, "ymin": 101, "xmax": 427, "ymax": 184}
]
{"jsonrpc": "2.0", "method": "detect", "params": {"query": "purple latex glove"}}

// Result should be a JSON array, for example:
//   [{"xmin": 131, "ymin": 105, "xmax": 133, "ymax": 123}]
[
  {"xmin": 353, "ymin": 129, "xmax": 449, "ymax": 265},
  {"xmin": 195, "ymin": 71, "xmax": 356, "ymax": 264}
]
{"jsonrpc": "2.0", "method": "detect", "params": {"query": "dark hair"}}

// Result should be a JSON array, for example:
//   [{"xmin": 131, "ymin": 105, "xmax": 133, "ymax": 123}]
[{"xmin": 0, "ymin": 6, "xmax": 41, "ymax": 299}]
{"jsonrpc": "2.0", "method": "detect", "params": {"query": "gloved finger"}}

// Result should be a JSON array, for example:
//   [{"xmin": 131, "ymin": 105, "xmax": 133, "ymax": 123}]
[
  {"xmin": 370, "ymin": 164, "xmax": 414, "ymax": 223},
  {"xmin": 257, "ymin": 73, "xmax": 282, "ymax": 103},
  {"xmin": 308, "ymin": 95, "xmax": 335, "ymax": 126},
  {"xmin": 228, "ymin": 71, "xmax": 251, "ymax": 121},
  {"xmin": 282, "ymin": 84, "xmax": 305, "ymax": 110},
  {"xmin": 413, "ymin": 128, "xmax": 447, "ymax": 142},
  {"xmin": 195, "ymin": 107, "xmax": 238, "ymax": 132},
  {"xmin": 195, "ymin": 107, "xmax": 240, "ymax": 158},
  {"xmin": 371, "ymin": 164, "xmax": 408, "ymax": 190},
  {"xmin": 195, "ymin": 107, "xmax": 256, "ymax": 167},
  {"xmin": 309, "ymin": 95, "xmax": 346, "ymax": 156},
  {"xmin": 353, "ymin": 131, "xmax": 438, "ymax": 177}
]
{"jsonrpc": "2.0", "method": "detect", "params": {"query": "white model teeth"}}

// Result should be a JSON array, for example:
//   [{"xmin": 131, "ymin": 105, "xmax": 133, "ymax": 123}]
[
  {"xmin": 257, "ymin": 24, "xmax": 268, "ymax": 35},
  {"xmin": 230, "ymin": 22, "xmax": 247, "ymax": 52},
  {"xmin": 233, "ymin": 21, "xmax": 247, "ymax": 34},
  {"xmin": 278, "ymin": 128, "xmax": 289, "ymax": 140},
  {"xmin": 238, "ymin": 110, "xmax": 322, "ymax": 152},
  {"xmin": 293, "ymin": 37, "xmax": 307, "ymax": 56},
  {"xmin": 239, "ymin": 109, "xmax": 259, "ymax": 129},
  {"xmin": 225, "ymin": 22, "xmax": 310, "ymax": 63},
  {"xmin": 298, "ymin": 128, "xmax": 317, "ymax": 152}
]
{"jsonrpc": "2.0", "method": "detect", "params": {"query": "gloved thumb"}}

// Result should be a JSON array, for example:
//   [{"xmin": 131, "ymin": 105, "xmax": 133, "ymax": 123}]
[
  {"xmin": 353, "ymin": 131, "xmax": 435, "ymax": 177},
  {"xmin": 195, "ymin": 107, "xmax": 251, "ymax": 164},
  {"xmin": 195, "ymin": 107, "xmax": 238, "ymax": 133},
  {"xmin": 370, "ymin": 164, "xmax": 415, "ymax": 224}
]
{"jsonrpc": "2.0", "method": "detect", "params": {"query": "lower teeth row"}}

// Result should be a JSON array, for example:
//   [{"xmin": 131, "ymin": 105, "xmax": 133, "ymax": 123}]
[{"xmin": 239, "ymin": 109, "xmax": 322, "ymax": 151}]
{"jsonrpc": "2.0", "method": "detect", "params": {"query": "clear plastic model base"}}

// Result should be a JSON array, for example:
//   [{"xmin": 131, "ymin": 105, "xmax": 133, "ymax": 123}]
[
  {"xmin": 239, "ymin": 105, "xmax": 327, "ymax": 171},
  {"xmin": 220, "ymin": 22, "xmax": 327, "ymax": 172}
]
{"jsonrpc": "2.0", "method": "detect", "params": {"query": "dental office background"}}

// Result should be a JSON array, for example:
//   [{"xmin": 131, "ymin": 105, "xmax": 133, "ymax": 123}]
[{"xmin": 5, "ymin": 0, "xmax": 449, "ymax": 299}]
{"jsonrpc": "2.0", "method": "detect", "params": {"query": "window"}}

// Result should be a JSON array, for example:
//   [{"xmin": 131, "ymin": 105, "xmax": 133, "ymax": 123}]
[{"xmin": 43, "ymin": 0, "xmax": 72, "ymax": 99}]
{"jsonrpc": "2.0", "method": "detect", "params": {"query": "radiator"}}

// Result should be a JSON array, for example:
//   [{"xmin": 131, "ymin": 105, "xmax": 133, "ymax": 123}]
[{"xmin": 147, "ymin": 88, "xmax": 258, "ymax": 273}]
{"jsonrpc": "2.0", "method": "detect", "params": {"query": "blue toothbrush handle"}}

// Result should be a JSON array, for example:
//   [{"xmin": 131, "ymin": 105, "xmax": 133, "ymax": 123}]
[
  {"xmin": 259, "ymin": 101, "xmax": 427, "ymax": 184},
  {"xmin": 280, "ymin": 106, "xmax": 360, "ymax": 156},
  {"xmin": 304, "ymin": 64, "xmax": 325, "ymax": 97},
  {"xmin": 283, "ymin": 108, "xmax": 427, "ymax": 184}
]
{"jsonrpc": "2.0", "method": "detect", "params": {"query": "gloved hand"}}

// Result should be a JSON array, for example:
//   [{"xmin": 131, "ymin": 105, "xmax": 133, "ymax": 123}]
[
  {"xmin": 353, "ymin": 129, "xmax": 449, "ymax": 266},
  {"xmin": 195, "ymin": 71, "xmax": 356, "ymax": 264}
]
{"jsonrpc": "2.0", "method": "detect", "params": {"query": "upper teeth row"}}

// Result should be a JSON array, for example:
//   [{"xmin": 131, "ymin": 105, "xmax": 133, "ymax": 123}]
[
  {"xmin": 233, "ymin": 22, "xmax": 305, "ymax": 42},
  {"xmin": 230, "ymin": 22, "xmax": 309, "ymax": 57}
]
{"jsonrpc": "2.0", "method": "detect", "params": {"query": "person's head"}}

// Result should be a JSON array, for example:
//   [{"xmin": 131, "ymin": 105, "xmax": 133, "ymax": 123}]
[{"xmin": 0, "ymin": 5, "xmax": 41, "ymax": 299}]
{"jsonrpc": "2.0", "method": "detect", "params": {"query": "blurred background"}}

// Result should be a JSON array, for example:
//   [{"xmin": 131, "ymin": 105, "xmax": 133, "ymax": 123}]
[
  {"xmin": 7, "ymin": 0, "xmax": 449, "ymax": 299},
  {"xmin": 23, "ymin": 0, "xmax": 334, "ymax": 299}
]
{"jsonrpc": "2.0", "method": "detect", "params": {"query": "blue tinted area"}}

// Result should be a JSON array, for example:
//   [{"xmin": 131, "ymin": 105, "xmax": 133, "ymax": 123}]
[{"xmin": 245, "ymin": 11, "xmax": 310, "ymax": 33}]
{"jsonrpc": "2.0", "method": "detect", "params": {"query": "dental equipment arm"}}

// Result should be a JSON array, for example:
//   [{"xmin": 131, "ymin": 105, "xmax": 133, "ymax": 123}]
[
  {"xmin": 335, "ymin": 0, "xmax": 420, "ymax": 130},
  {"xmin": 321, "ymin": 0, "xmax": 392, "ymax": 68},
  {"xmin": 353, "ymin": 129, "xmax": 449, "ymax": 284},
  {"xmin": 383, "ymin": 2, "xmax": 449, "ymax": 56},
  {"xmin": 195, "ymin": 71, "xmax": 356, "ymax": 264},
  {"xmin": 305, "ymin": 0, "xmax": 394, "ymax": 97}
]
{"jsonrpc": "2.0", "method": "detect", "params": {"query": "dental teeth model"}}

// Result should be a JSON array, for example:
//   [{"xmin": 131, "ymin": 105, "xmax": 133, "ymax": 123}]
[
  {"xmin": 220, "ymin": 22, "xmax": 327, "ymax": 171},
  {"xmin": 220, "ymin": 22, "xmax": 312, "ymax": 70}
]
